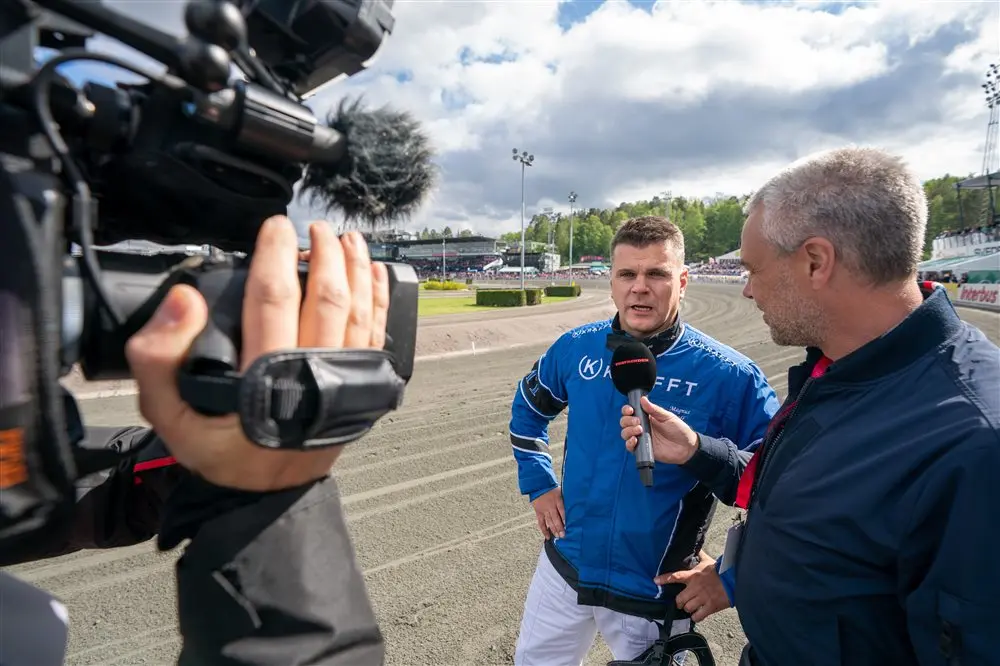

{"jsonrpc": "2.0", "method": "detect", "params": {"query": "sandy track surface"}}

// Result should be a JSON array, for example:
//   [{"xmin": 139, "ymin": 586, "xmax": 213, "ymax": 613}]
[
  {"xmin": 60, "ymin": 285, "xmax": 616, "ymax": 399},
  {"xmin": 6, "ymin": 284, "xmax": 998, "ymax": 666}
]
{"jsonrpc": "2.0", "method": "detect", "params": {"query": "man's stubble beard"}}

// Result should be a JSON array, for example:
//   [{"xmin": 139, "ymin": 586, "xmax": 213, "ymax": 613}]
[
  {"xmin": 769, "ymin": 317, "xmax": 823, "ymax": 348},
  {"xmin": 765, "ymin": 278, "xmax": 827, "ymax": 349}
]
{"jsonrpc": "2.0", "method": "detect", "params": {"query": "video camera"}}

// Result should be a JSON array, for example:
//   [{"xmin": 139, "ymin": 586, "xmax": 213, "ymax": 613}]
[{"xmin": 0, "ymin": 0, "xmax": 428, "ymax": 552}]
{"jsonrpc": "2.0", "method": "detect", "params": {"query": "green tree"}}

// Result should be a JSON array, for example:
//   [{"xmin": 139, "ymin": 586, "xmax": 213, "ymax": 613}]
[
  {"xmin": 920, "ymin": 175, "xmax": 989, "ymax": 258},
  {"xmin": 478, "ymin": 173, "xmax": 993, "ymax": 264},
  {"xmin": 702, "ymin": 197, "xmax": 745, "ymax": 259}
]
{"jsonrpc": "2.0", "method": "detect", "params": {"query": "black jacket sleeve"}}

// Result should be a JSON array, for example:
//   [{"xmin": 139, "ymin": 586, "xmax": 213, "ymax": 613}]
[
  {"xmin": 158, "ymin": 473, "xmax": 385, "ymax": 666},
  {"xmin": 679, "ymin": 434, "xmax": 756, "ymax": 506},
  {"xmin": 0, "ymin": 426, "xmax": 183, "ymax": 566}
]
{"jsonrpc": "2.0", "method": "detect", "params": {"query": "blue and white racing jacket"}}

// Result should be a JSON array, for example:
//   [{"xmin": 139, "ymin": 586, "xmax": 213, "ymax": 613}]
[{"xmin": 509, "ymin": 315, "xmax": 779, "ymax": 620}]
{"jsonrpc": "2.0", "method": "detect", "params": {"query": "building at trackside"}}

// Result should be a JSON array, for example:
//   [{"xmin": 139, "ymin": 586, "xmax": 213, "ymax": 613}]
[{"xmin": 363, "ymin": 231, "xmax": 562, "ymax": 279}]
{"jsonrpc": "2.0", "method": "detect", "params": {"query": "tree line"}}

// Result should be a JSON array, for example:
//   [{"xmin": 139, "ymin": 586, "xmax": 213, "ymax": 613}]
[{"xmin": 411, "ymin": 175, "xmax": 994, "ymax": 264}]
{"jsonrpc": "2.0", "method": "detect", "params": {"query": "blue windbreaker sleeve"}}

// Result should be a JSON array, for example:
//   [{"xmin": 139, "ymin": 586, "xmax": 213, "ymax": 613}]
[
  {"xmin": 715, "ymin": 558, "xmax": 736, "ymax": 607},
  {"xmin": 900, "ymin": 434, "xmax": 1000, "ymax": 666},
  {"xmin": 730, "ymin": 362, "xmax": 780, "ymax": 451},
  {"xmin": 508, "ymin": 340, "xmax": 569, "ymax": 502},
  {"xmin": 682, "ymin": 362, "xmax": 779, "ymax": 506}
]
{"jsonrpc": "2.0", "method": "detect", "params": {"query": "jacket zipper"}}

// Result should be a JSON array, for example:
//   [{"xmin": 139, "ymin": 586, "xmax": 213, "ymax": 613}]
[
  {"xmin": 752, "ymin": 376, "xmax": 815, "ymax": 505},
  {"xmin": 736, "ymin": 376, "xmax": 818, "ymax": 567}
]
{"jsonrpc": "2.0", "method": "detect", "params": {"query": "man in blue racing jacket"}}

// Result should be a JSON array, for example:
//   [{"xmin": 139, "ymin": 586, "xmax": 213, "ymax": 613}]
[{"xmin": 509, "ymin": 216, "xmax": 780, "ymax": 665}]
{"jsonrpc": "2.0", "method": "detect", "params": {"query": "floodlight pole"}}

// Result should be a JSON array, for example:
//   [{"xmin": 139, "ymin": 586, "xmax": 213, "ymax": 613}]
[
  {"xmin": 980, "ymin": 64, "xmax": 999, "ymax": 223},
  {"xmin": 568, "ymin": 191, "xmax": 578, "ymax": 285},
  {"xmin": 513, "ymin": 148, "xmax": 535, "ymax": 293}
]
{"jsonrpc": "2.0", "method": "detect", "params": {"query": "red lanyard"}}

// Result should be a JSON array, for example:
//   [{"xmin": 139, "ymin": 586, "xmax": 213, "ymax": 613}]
[{"xmin": 734, "ymin": 356, "xmax": 831, "ymax": 510}]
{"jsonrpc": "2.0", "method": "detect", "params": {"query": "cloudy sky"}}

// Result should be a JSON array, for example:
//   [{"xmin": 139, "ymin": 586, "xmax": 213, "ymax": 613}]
[{"xmin": 60, "ymin": 0, "xmax": 998, "ymax": 240}]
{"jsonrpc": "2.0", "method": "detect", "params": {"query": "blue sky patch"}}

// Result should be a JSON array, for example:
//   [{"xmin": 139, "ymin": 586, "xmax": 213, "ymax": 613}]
[
  {"xmin": 557, "ymin": 0, "xmax": 865, "ymax": 31},
  {"xmin": 440, "ymin": 86, "xmax": 475, "ymax": 111},
  {"xmin": 458, "ymin": 46, "xmax": 518, "ymax": 66}
]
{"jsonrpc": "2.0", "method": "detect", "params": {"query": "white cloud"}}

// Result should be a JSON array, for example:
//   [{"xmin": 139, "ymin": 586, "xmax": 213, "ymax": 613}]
[
  {"xmin": 305, "ymin": 0, "xmax": 998, "ymax": 237},
  {"xmin": 53, "ymin": 0, "xmax": 1000, "ymax": 240}
]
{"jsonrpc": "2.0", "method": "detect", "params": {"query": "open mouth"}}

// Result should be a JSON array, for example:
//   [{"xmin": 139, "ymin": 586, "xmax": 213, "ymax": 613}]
[{"xmin": 630, "ymin": 305, "xmax": 653, "ymax": 314}]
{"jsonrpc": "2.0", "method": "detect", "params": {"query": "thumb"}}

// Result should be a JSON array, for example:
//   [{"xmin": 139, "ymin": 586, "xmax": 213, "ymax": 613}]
[
  {"xmin": 640, "ymin": 395, "xmax": 674, "ymax": 423},
  {"xmin": 126, "ymin": 284, "xmax": 209, "ymax": 426}
]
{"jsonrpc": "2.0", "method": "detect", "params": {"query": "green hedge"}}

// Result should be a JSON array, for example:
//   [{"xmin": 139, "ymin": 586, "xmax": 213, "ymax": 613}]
[
  {"xmin": 476, "ymin": 289, "xmax": 526, "ymax": 307},
  {"xmin": 475, "ymin": 288, "xmax": 545, "ymax": 307},
  {"xmin": 544, "ymin": 285, "xmax": 582, "ymax": 297},
  {"xmin": 423, "ymin": 279, "xmax": 465, "ymax": 291}
]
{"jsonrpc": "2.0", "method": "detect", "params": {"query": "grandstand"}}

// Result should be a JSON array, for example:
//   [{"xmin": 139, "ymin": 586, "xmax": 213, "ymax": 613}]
[
  {"xmin": 359, "ymin": 232, "xmax": 571, "ymax": 280},
  {"xmin": 919, "ymin": 135, "xmax": 999, "ymax": 283},
  {"xmin": 365, "ymin": 234, "xmax": 505, "ymax": 279},
  {"xmin": 689, "ymin": 248, "xmax": 745, "ymax": 280},
  {"xmin": 501, "ymin": 240, "xmax": 561, "ymax": 274},
  {"xmin": 926, "ymin": 65, "xmax": 1000, "ymax": 284},
  {"xmin": 918, "ymin": 219, "xmax": 1000, "ymax": 283}
]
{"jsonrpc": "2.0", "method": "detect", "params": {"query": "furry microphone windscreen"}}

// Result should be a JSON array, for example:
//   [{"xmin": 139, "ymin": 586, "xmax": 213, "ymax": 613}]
[{"xmin": 299, "ymin": 97, "xmax": 438, "ymax": 229}]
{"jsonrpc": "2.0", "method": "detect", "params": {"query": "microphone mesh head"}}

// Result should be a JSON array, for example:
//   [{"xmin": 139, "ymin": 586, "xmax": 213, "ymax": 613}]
[{"xmin": 610, "ymin": 341, "xmax": 657, "ymax": 394}]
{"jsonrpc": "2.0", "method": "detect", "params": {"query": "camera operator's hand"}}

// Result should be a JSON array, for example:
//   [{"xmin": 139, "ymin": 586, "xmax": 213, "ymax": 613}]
[{"xmin": 125, "ymin": 215, "xmax": 389, "ymax": 492}]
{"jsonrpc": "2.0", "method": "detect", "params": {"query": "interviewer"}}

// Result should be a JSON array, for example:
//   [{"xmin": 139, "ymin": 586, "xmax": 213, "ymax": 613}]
[
  {"xmin": 619, "ymin": 147, "xmax": 1000, "ymax": 666},
  {"xmin": 3, "ymin": 216, "xmax": 389, "ymax": 665}
]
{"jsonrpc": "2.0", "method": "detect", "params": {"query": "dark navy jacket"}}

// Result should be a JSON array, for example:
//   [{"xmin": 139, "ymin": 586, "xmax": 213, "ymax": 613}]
[{"xmin": 684, "ymin": 286, "xmax": 1000, "ymax": 666}]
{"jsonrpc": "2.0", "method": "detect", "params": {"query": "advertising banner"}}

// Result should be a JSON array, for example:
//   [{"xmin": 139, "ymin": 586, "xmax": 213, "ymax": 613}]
[
  {"xmin": 966, "ymin": 269, "xmax": 1000, "ymax": 284},
  {"xmin": 955, "ymin": 283, "xmax": 1000, "ymax": 310}
]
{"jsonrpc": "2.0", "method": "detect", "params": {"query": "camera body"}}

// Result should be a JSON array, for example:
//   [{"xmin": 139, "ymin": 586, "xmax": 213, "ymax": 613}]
[
  {"xmin": 3, "ymin": 0, "xmax": 397, "ymax": 252},
  {"xmin": 0, "ymin": 0, "xmax": 421, "ymax": 549}
]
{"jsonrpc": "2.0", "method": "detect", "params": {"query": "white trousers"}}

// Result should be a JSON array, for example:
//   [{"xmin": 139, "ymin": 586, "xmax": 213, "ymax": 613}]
[{"xmin": 514, "ymin": 548, "xmax": 692, "ymax": 666}]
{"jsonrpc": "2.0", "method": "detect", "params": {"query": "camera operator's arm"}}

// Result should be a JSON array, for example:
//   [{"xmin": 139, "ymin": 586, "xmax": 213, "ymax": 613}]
[
  {"xmin": 126, "ymin": 217, "xmax": 387, "ymax": 665},
  {"xmin": 66, "ymin": 428, "xmax": 181, "ymax": 549},
  {"xmin": 0, "ymin": 425, "xmax": 184, "ymax": 567}
]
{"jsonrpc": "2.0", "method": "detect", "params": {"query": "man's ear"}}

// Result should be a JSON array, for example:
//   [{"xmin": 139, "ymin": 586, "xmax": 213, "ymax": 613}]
[{"xmin": 800, "ymin": 237, "xmax": 836, "ymax": 289}]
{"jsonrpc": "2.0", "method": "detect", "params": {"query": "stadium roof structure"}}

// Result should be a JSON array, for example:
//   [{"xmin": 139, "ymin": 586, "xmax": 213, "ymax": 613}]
[
  {"xmin": 918, "ymin": 253, "xmax": 1000, "ymax": 273},
  {"xmin": 956, "ymin": 171, "xmax": 1000, "ymax": 190},
  {"xmin": 392, "ymin": 235, "xmax": 497, "ymax": 245}
]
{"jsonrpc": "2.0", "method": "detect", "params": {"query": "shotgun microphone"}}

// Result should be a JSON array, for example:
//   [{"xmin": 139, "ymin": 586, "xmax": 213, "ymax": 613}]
[{"xmin": 610, "ymin": 341, "xmax": 658, "ymax": 487}]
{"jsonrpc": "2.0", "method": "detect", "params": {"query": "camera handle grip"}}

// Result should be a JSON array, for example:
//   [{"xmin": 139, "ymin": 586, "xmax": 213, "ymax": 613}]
[
  {"xmin": 178, "ymin": 258, "xmax": 416, "ymax": 399},
  {"xmin": 171, "ymin": 259, "xmax": 416, "ymax": 450}
]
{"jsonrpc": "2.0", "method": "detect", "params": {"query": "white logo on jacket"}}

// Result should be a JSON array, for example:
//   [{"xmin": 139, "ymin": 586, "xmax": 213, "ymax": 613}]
[
  {"xmin": 576, "ymin": 355, "xmax": 699, "ymax": 395},
  {"xmin": 578, "ymin": 356, "xmax": 604, "ymax": 380}
]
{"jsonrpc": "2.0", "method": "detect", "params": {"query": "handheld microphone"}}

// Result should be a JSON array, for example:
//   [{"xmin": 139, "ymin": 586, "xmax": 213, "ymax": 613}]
[{"xmin": 610, "ymin": 341, "xmax": 658, "ymax": 487}]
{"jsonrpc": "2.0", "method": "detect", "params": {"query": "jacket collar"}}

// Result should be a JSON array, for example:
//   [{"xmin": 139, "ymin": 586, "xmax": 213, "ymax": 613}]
[
  {"xmin": 791, "ymin": 283, "xmax": 963, "ymax": 389},
  {"xmin": 605, "ymin": 312, "xmax": 684, "ymax": 357}
]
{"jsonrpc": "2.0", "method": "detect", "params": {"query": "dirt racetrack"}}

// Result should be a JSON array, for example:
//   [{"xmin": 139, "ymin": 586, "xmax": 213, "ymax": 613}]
[{"xmin": 7, "ymin": 282, "xmax": 999, "ymax": 666}]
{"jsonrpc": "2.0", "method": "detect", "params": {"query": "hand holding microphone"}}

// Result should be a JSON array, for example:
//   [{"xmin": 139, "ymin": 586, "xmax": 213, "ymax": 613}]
[
  {"xmin": 611, "ymin": 342, "xmax": 700, "ymax": 474},
  {"xmin": 619, "ymin": 395, "xmax": 701, "ymax": 468},
  {"xmin": 610, "ymin": 342, "xmax": 660, "ymax": 486}
]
